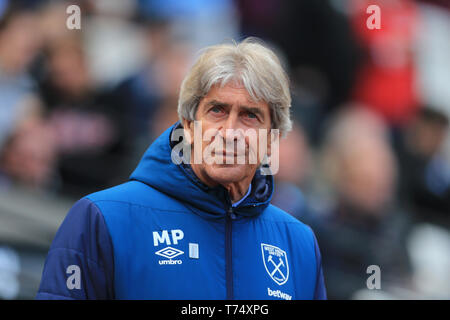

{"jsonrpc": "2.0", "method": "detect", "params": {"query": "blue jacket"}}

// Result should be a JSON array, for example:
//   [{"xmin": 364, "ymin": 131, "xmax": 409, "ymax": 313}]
[{"xmin": 36, "ymin": 122, "xmax": 326, "ymax": 300}]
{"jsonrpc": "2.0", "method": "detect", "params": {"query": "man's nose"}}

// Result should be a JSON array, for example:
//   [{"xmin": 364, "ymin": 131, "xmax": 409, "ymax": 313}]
[{"xmin": 221, "ymin": 112, "xmax": 242, "ymax": 140}]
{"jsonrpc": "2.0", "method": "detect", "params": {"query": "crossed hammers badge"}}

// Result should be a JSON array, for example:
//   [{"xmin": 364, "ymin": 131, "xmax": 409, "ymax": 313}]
[{"xmin": 261, "ymin": 243, "xmax": 289, "ymax": 285}]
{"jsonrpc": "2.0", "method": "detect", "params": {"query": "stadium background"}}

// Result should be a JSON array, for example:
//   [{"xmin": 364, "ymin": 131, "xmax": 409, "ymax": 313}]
[{"xmin": 0, "ymin": 0, "xmax": 449, "ymax": 299}]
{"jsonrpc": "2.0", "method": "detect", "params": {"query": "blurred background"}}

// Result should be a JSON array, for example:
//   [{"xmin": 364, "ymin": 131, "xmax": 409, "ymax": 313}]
[{"xmin": 0, "ymin": 0, "xmax": 448, "ymax": 300}]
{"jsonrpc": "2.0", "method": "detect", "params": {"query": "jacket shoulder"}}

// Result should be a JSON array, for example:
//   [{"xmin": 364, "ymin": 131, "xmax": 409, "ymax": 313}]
[
  {"xmin": 261, "ymin": 204, "xmax": 315, "ymax": 239},
  {"xmin": 84, "ymin": 180, "xmax": 185, "ymax": 212},
  {"xmin": 262, "ymin": 204, "xmax": 311, "ymax": 226},
  {"xmin": 36, "ymin": 198, "xmax": 115, "ymax": 299}
]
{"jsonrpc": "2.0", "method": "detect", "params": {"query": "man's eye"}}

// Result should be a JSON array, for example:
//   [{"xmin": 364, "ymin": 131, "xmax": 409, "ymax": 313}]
[
  {"xmin": 246, "ymin": 112, "xmax": 257, "ymax": 119},
  {"xmin": 210, "ymin": 106, "xmax": 225, "ymax": 115}
]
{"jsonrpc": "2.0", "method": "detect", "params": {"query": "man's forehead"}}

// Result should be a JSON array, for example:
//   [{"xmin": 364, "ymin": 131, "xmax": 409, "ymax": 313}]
[{"xmin": 204, "ymin": 83, "xmax": 264, "ymax": 108}]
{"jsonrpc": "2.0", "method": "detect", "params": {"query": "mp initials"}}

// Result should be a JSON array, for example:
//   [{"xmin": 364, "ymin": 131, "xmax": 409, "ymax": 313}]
[{"xmin": 153, "ymin": 229, "xmax": 184, "ymax": 246}]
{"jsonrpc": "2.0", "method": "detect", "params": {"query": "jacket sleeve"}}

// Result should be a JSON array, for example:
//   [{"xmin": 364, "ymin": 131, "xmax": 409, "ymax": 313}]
[
  {"xmin": 36, "ymin": 198, "xmax": 115, "ymax": 300},
  {"xmin": 312, "ymin": 230, "xmax": 327, "ymax": 300}
]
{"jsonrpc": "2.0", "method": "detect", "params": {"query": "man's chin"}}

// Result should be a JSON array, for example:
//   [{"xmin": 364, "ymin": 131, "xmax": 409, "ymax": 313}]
[{"xmin": 205, "ymin": 164, "xmax": 248, "ymax": 185}]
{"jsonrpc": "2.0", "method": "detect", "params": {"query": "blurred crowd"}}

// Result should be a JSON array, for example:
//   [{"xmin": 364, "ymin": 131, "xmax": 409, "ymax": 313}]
[{"xmin": 0, "ymin": 0, "xmax": 448, "ymax": 299}]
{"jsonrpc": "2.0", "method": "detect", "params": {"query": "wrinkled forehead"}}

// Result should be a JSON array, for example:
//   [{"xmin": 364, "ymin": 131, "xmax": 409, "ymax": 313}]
[{"xmin": 202, "ymin": 82, "xmax": 265, "ymax": 107}]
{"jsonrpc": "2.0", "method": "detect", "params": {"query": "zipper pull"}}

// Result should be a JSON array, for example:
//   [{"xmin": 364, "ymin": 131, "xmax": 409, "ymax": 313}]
[{"xmin": 227, "ymin": 207, "xmax": 237, "ymax": 220}]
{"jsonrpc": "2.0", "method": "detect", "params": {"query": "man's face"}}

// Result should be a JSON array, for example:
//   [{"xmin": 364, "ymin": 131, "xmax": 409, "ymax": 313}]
[{"xmin": 183, "ymin": 82, "xmax": 272, "ymax": 187}]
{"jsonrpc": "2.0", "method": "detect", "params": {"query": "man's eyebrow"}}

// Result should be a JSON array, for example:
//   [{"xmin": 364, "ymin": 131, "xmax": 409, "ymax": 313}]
[
  {"xmin": 205, "ymin": 100, "xmax": 230, "ymax": 107},
  {"xmin": 205, "ymin": 100, "xmax": 265, "ymax": 118},
  {"xmin": 240, "ymin": 106, "xmax": 265, "ymax": 119}
]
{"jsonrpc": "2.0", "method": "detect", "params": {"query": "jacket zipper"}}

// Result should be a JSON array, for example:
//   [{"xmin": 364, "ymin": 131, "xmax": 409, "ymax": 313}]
[{"xmin": 225, "ymin": 206, "xmax": 236, "ymax": 300}]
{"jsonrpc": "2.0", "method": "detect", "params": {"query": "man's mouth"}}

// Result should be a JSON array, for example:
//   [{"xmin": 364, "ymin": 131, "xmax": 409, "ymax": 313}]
[{"xmin": 212, "ymin": 151, "xmax": 246, "ymax": 157}]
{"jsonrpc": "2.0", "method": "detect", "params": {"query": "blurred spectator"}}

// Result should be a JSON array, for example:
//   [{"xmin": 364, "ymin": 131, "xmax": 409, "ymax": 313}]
[
  {"xmin": 242, "ymin": 0, "xmax": 361, "ymax": 144},
  {"xmin": 0, "ymin": 3, "xmax": 42, "ymax": 150},
  {"xmin": 149, "ymin": 40, "xmax": 192, "ymax": 137},
  {"xmin": 271, "ymin": 124, "xmax": 316, "ymax": 222},
  {"xmin": 349, "ymin": 0, "xmax": 420, "ymax": 126},
  {"xmin": 313, "ymin": 107, "xmax": 414, "ymax": 299},
  {"xmin": 38, "ymin": 34, "xmax": 129, "ymax": 197},
  {"xmin": 38, "ymin": 1, "xmax": 75, "ymax": 47},
  {"xmin": 0, "ymin": 1, "xmax": 62, "ymax": 300},
  {"xmin": 414, "ymin": 2, "xmax": 450, "ymax": 117},
  {"xmin": 0, "ymin": 3, "xmax": 41, "ymax": 76},
  {"xmin": 0, "ymin": 104, "xmax": 57, "ymax": 190},
  {"xmin": 106, "ymin": 17, "xmax": 192, "ymax": 166},
  {"xmin": 83, "ymin": 0, "xmax": 146, "ymax": 86},
  {"xmin": 397, "ymin": 107, "xmax": 450, "ymax": 228},
  {"xmin": 0, "ymin": 2, "xmax": 52, "ymax": 192}
]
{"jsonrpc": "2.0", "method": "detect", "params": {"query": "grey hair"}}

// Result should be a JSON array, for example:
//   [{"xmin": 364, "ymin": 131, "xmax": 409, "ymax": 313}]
[{"xmin": 177, "ymin": 37, "xmax": 292, "ymax": 137}]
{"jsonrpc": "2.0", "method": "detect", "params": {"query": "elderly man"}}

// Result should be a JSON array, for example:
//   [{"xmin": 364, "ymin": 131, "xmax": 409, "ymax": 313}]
[{"xmin": 36, "ymin": 38, "xmax": 326, "ymax": 300}]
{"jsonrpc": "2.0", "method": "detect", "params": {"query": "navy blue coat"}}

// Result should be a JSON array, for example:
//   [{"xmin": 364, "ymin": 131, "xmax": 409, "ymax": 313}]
[{"xmin": 36, "ymin": 122, "xmax": 326, "ymax": 299}]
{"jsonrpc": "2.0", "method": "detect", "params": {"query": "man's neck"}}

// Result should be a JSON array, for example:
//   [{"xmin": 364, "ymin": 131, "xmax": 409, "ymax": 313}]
[
  {"xmin": 190, "ymin": 163, "xmax": 253, "ymax": 204},
  {"xmin": 223, "ymin": 179, "xmax": 253, "ymax": 204}
]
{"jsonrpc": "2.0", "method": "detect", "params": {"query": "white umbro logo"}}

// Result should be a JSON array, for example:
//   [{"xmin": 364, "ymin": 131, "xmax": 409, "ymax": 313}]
[{"xmin": 155, "ymin": 247, "xmax": 184, "ymax": 259}]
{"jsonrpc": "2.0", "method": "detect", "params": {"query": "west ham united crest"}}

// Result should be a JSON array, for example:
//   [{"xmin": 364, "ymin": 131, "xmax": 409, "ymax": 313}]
[{"xmin": 261, "ymin": 243, "xmax": 289, "ymax": 285}]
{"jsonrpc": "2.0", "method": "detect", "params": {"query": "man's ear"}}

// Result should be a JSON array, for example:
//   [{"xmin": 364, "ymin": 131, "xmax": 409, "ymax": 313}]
[
  {"xmin": 182, "ymin": 119, "xmax": 194, "ymax": 145},
  {"xmin": 266, "ymin": 127, "xmax": 281, "ymax": 157},
  {"xmin": 266, "ymin": 128, "xmax": 280, "ymax": 175},
  {"xmin": 266, "ymin": 128, "xmax": 272, "ymax": 158}
]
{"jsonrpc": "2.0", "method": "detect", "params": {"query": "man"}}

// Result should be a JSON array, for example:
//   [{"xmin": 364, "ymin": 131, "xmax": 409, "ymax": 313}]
[{"xmin": 36, "ymin": 38, "xmax": 326, "ymax": 299}]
